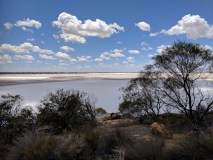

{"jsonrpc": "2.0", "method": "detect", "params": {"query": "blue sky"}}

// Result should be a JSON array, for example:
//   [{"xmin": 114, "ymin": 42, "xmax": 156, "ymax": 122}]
[{"xmin": 0, "ymin": 0, "xmax": 213, "ymax": 72}]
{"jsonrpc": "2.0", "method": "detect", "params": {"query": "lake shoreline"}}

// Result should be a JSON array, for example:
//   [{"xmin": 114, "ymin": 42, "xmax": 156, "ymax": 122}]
[{"xmin": 0, "ymin": 73, "xmax": 213, "ymax": 86}]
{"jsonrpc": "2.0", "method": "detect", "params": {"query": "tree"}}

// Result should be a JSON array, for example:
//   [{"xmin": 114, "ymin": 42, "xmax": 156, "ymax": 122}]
[
  {"xmin": 37, "ymin": 89, "xmax": 96, "ymax": 133},
  {"xmin": 95, "ymin": 107, "xmax": 107, "ymax": 117},
  {"xmin": 120, "ymin": 68, "xmax": 164, "ymax": 122},
  {"xmin": 152, "ymin": 41, "xmax": 213, "ymax": 130},
  {"xmin": 0, "ymin": 94, "xmax": 34, "ymax": 144}
]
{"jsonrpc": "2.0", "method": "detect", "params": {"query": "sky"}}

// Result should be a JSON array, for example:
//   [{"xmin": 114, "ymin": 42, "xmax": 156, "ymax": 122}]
[{"xmin": 0, "ymin": 0, "xmax": 213, "ymax": 72}]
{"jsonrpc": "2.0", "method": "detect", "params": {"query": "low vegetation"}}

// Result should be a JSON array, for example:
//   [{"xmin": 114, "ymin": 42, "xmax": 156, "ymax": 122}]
[{"xmin": 0, "ymin": 41, "xmax": 213, "ymax": 159}]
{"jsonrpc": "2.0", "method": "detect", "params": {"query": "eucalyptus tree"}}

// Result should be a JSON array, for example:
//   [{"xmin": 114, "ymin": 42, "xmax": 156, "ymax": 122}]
[
  {"xmin": 120, "ymin": 66, "xmax": 164, "ymax": 122},
  {"xmin": 152, "ymin": 41, "xmax": 213, "ymax": 130}
]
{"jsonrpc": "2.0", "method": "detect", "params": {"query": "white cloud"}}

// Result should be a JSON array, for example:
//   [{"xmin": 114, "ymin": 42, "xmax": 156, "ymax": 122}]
[
  {"xmin": 111, "ymin": 49, "xmax": 124, "ymax": 53},
  {"xmin": 60, "ymin": 46, "xmax": 74, "ymax": 52},
  {"xmin": 27, "ymin": 38, "xmax": 35, "ymax": 41},
  {"xmin": 77, "ymin": 56, "xmax": 91, "ymax": 62},
  {"xmin": 135, "ymin": 21, "xmax": 151, "ymax": 31},
  {"xmin": 149, "ymin": 32, "xmax": 158, "ymax": 37},
  {"xmin": 52, "ymin": 12, "xmax": 124, "ymax": 43},
  {"xmin": 157, "ymin": 45, "xmax": 170, "ymax": 54},
  {"xmin": 4, "ymin": 22, "xmax": 13, "ymax": 30},
  {"xmin": 201, "ymin": 45, "xmax": 213, "ymax": 51},
  {"xmin": 127, "ymin": 56, "xmax": 135, "ymax": 63},
  {"xmin": 111, "ymin": 52, "xmax": 125, "ymax": 57},
  {"xmin": 95, "ymin": 49, "xmax": 125, "ymax": 61},
  {"xmin": 117, "ymin": 41, "xmax": 122, "ymax": 44},
  {"xmin": 94, "ymin": 58, "xmax": 103, "ymax": 62},
  {"xmin": 0, "ymin": 43, "xmax": 54, "ymax": 55},
  {"xmin": 0, "ymin": 43, "xmax": 30, "ymax": 54},
  {"xmin": 141, "ymin": 42, "xmax": 149, "ymax": 46},
  {"xmin": 55, "ymin": 52, "xmax": 70, "ymax": 59},
  {"xmin": 0, "ymin": 54, "xmax": 11, "ymax": 61},
  {"xmin": 53, "ymin": 34, "xmax": 60, "ymax": 39},
  {"xmin": 15, "ymin": 18, "xmax": 42, "ymax": 31},
  {"xmin": 14, "ymin": 55, "xmax": 35, "ymax": 61},
  {"xmin": 141, "ymin": 47, "xmax": 153, "ymax": 51},
  {"xmin": 39, "ymin": 54, "xmax": 55, "ymax": 60},
  {"xmin": 128, "ymin": 50, "xmax": 140, "ymax": 54},
  {"xmin": 148, "ymin": 54, "xmax": 154, "ymax": 58},
  {"xmin": 99, "ymin": 52, "xmax": 111, "ymax": 60},
  {"xmin": 160, "ymin": 14, "xmax": 213, "ymax": 39}
]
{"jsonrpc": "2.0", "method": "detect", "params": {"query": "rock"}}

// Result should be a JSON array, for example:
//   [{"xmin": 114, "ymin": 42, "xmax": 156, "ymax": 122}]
[
  {"xmin": 150, "ymin": 122, "xmax": 172, "ymax": 138},
  {"xmin": 150, "ymin": 122, "xmax": 166, "ymax": 135}
]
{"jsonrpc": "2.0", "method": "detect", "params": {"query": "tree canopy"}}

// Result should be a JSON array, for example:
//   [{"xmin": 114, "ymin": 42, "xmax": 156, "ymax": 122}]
[
  {"xmin": 37, "ymin": 89, "xmax": 96, "ymax": 133},
  {"xmin": 120, "ymin": 41, "xmax": 213, "ymax": 130}
]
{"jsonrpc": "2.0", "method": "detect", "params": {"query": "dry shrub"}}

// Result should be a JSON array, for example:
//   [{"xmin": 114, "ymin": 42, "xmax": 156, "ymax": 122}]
[
  {"xmin": 6, "ymin": 131, "xmax": 58, "ymax": 160},
  {"xmin": 168, "ymin": 133, "xmax": 213, "ymax": 160},
  {"xmin": 124, "ymin": 137, "xmax": 165, "ymax": 160},
  {"xmin": 56, "ymin": 133, "xmax": 86, "ymax": 160},
  {"xmin": 99, "ymin": 129, "xmax": 131, "ymax": 156}
]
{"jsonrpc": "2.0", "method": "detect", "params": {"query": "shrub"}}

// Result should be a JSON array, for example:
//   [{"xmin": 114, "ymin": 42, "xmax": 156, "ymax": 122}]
[
  {"xmin": 6, "ymin": 131, "xmax": 58, "ymax": 160},
  {"xmin": 37, "ymin": 89, "xmax": 96, "ymax": 133},
  {"xmin": 168, "ymin": 133, "xmax": 213, "ymax": 160},
  {"xmin": 124, "ymin": 137, "xmax": 165, "ymax": 160},
  {"xmin": 99, "ymin": 129, "xmax": 131, "ymax": 155},
  {"xmin": 0, "ymin": 94, "xmax": 35, "ymax": 145},
  {"xmin": 56, "ymin": 133, "xmax": 86, "ymax": 160},
  {"xmin": 95, "ymin": 107, "xmax": 107, "ymax": 117}
]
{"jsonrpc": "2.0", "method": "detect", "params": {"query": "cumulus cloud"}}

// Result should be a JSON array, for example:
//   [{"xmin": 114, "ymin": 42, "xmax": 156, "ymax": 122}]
[
  {"xmin": 55, "ymin": 52, "xmax": 71, "ymax": 59},
  {"xmin": 127, "ymin": 56, "xmax": 135, "ymax": 63},
  {"xmin": 135, "ymin": 21, "xmax": 151, "ymax": 31},
  {"xmin": 201, "ymin": 45, "xmax": 213, "ymax": 51},
  {"xmin": 60, "ymin": 46, "xmax": 74, "ymax": 52},
  {"xmin": 0, "ymin": 54, "xmax": 11, "ymax": 61},
  {"xmin": 53, "ymin": 34, "xmax": 60, "ymax": 39},
  {"xmin": 0, "ymin": 54, "xmax": 12, "ymax": 64},
  {"xmin": 77, "ymin": 56, "xmax": 91, "ymax": 62},
  {"xmin": 111, "ymin": 52, "xmax": 125, "ymax": 57},
  {"xmin": 4, "ymin": 22, "xmax": 13, "ymax": 30},
  {"xmin": 149, "ymin": 32, "xmax": 158, "ymax": 37},
  {"xmin": 52, "ymin": 12, "xmax": 124, "ymax": 43},
  {"xmin": 0, "ymin": 43, "xmax": 54, "ymax": 55},
  {"xmin": 15, "ymin": 18, "xmax": 42, "ymax": 32},
  {"xmin": 160, "ymin": 14, "xmax": 213, "ymax": 39},
  {"xmin": 128, "ymin": 50, "xmax": 140, "ymax": 54},
  {"xmin": 39, "ymin": 54, "xmax": 55, "ymax": 60},
  {"xmin": 27, "ymin": 38, "xmax": 35, "ymax": 42},
  {"xmin": 95, "ymin": 49, "xmax": 125, "ymax": 62},
  {"xmin": 157, "ymin": 45, "xmax": 170, "ymax": 54},
  {"xmin": 141, "ymin": 47, "xmax": 153, "ymax": 51},
  {"xmin": 14, "ymin": 55, "xmax": 35, "ymax": 61}
]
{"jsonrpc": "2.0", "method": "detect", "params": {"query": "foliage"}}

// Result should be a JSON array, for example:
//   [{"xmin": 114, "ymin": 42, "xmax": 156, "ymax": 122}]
[
  {"xmin": 124, "ymin": 137, "xmax": 165, "ymax": 160},
  {"xmin": 153, "ymin": 41, "xmax": 213, "ymax": 130},
  {"xmin": 6, "ymin": 131, "xmax": 58, "ymax": 160},
  {"xmin": 0, "ymin": 94, "xmax": 35, "ymax": 145},
  {"xmin": 37, "ymin": 89, "xmax": 96, "ymax": 133},
  {"xmin": 56, "ymin": 133, "xmax": 86, "ymax": 160},
  {"xmin": 168, "ymin": 134, "xmax": 213, "ymax": 160},
  {"xmin": 95, "ymin": 107, "xmax": 107, "ymax": 117},
  {"xmin": 120, "ymin": 70, "xmax": 164, "ymax": 122},
  {"xmin": 99, "ymin": 129, "xmax": 131, "ymax": 155},
  {"xmin": 120, "ymin": 41, "xmax": 213, "ymax": 130}
]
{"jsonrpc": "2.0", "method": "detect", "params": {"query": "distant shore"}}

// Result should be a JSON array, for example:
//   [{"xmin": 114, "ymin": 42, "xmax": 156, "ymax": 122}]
[
  {"xmin": 0, "ymin": 73, "xmax": 212, "ymax": 86},
  {"xmin": 0, "ymin": 73, "xmax": 139, "ymax": 86}
]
